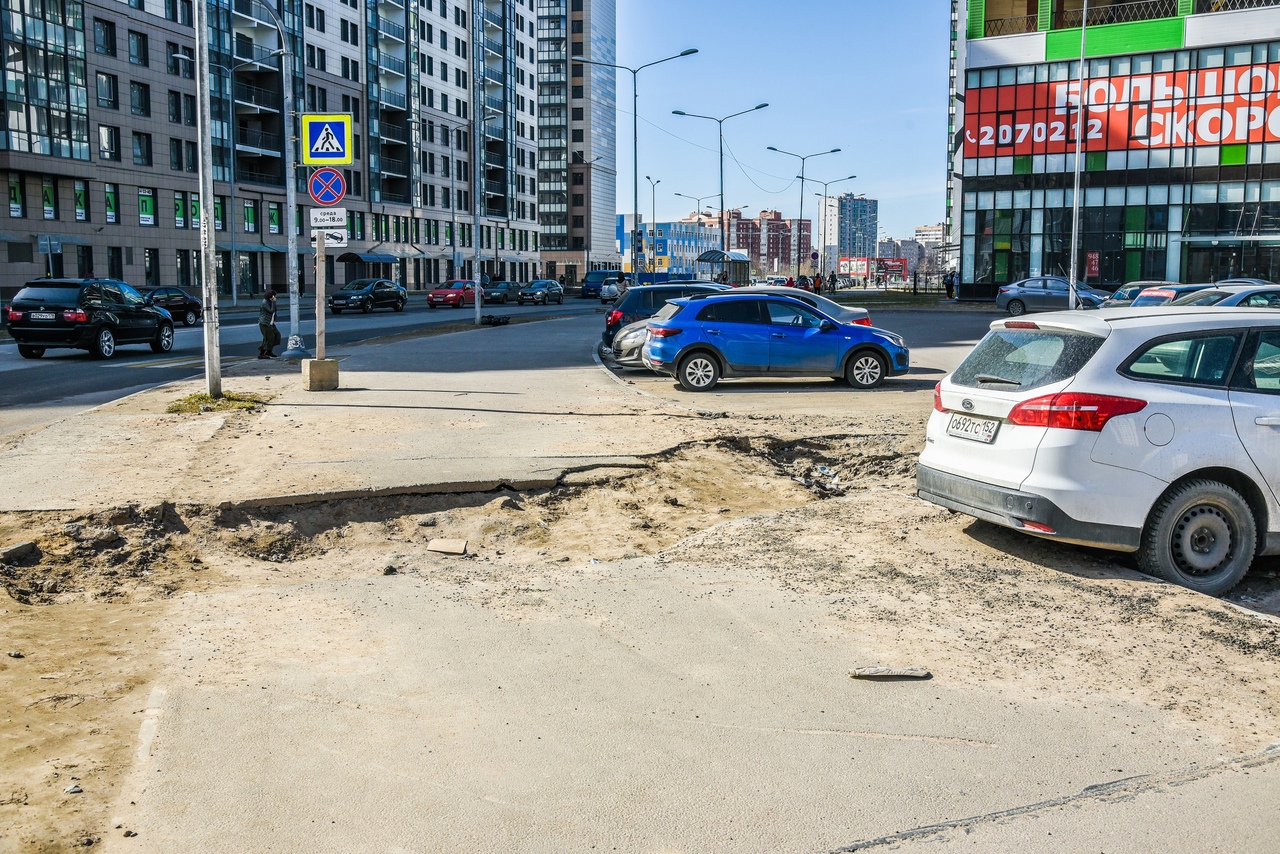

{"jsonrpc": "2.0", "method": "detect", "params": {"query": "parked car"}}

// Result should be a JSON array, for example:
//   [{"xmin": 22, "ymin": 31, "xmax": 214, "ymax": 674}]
[
  {"xmin": 995, "ymin": 277, "xmax": 1107, "ymax": 315},
  {"xmin": 1101, "ymin": 281, "xmax": 1177, "ymax": 308},
  {"xmin": 917, "ymin": 308, "xmax": 1280, "ymax": 596},
  {"xmin": 580, "ymin": 269, "xmax": 620, "ymax": 299},
  {"xmin": 6, "ymin": 277, "xmax": 175, "ymax": 359},
  {"xmin": 735, "ymin": 286, "xmax": 872, "ymax": 326},
  {"xmin": 795, "ymin": 276, "xmax": 814, "ymax": 292},
  {"xmin": 141, "ymin": 287, "xmax": 202, "ymax": 326},
  {"xmin": 517, "ymin": 280, "xmax": 564, "ymax": 305},
  {"xmin": 482, "ymin": 281, "xmax": 519, "ymax": 304},
  {"xmin": 1170, "ymin": 283, "xmax": 1280, "ymax": 308},
  {"xmin": 641, "ymin": 291, "xmax": 909, "ymax": 392},
  {"xmin": 601, "ymin": 282, "xmax": 729, "ymax": 347},
  {"xmin": 605, "ymin": 319, "xmax": 650, "ymax": 368},
  {"xmin": 328, "ymin": 278, "xmax": 407, "ymax": 314},
  {"xmin": 1129, "ymin": 283, "xmax": 1216, "ymax": 307},
  {"xmin": 427, "ymin": 280, "xmax": 478, "ymax": 309}
]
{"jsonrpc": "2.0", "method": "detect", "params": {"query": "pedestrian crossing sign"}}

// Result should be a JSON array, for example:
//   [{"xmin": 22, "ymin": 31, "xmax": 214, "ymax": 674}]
[{"xmin": 301, "ymin": 113, "xmax": 353, "ymax": 165}]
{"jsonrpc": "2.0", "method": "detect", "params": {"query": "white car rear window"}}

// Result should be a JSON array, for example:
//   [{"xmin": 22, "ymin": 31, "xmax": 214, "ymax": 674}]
[{"xmin": 952, "ymin": 329, "xmax": 1104, "ymax": 391}]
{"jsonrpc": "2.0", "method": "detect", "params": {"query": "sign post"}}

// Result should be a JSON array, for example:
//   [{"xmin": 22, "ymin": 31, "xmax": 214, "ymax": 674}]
[{"xmin": 299, "ymin": 115, "xmax": 351, "ymax": 390}]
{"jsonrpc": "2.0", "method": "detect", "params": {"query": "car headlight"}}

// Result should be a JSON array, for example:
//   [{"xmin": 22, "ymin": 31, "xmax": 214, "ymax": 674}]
[{"xmin": 884, "ymin": 333, "xmax": 905, "ymax": 347}]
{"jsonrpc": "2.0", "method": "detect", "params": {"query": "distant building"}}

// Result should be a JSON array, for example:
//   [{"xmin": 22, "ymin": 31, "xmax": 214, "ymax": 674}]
[
  {"xmin": 816, "ymin": 195, "xmax": 840, "ymax": 275},
  {"xmin": 616, "ymin": 214, "xmax": 719, "ymax": 277},
  {"xmin": 915, "ymin": 223, "xmax": 946, "ymax": 276},
  {"xmin": 838, "ymin": 195, "xmax": 878, "ymax": 260}
]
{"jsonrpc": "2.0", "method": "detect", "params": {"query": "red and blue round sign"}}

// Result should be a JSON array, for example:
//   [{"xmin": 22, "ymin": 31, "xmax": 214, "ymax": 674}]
[{"xmin": 308, "ymin": 167, "xmax": 346, "ymax": 206}]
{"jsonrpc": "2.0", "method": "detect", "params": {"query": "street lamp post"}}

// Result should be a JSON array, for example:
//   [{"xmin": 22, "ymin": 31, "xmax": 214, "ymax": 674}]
[
  {"xmin": 577, "ymin": 48, "xmax": 698, "ymax": 280},
  {"xmin": 472, "ymin": 108, "xmax": 502, "ymax": 326},
  {"xmin": 1067, "ymin": 0, "xmax": 1091, "ymax": 309},
  {"xmin": 767, "ymin": 145, "xmax": 840, "ymax": 276},
  {"xmin": 645, "ymin": 175, "xmax": 660, "ymax": 277},
  {"xmin": 671, "ymin": 103, "xmax": 768, "ymax": 255},
  {"xmin": 803, "ymin": 173, "xmax": 856, "ymax": 280},
  {"xmin": 193, "ymin": 0, "xmax": 220, "ymax": 396}
]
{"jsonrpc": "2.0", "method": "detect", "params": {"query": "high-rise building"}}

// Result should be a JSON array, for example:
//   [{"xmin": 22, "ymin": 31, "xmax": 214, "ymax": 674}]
[
  {"xmin": 954, "ymin": 0, "xmax": 1280, "ymax": 298},
  {"xmin": 0, "ymin": 0, "xmax": 543, "ymax": 299},
  {"xmin": 837, "ymin": 194, "xmax": 877, "ymax": 260},
  {"xmin": 536, "ymin": 0, "xmax": 618, "ymax": 284}
]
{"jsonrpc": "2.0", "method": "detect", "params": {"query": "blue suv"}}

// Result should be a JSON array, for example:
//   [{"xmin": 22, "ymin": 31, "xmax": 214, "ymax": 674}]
[{"xmin": 641, "ymin": 292, "xmax": 909, "ymax": 391}]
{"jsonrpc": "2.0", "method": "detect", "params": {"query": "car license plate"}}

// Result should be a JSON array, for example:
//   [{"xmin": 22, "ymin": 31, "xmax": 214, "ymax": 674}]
[
  {"xmin": 29, "ymin": 311, "xmax": 55, "ymax": 320},
  {"xmin": 947, "ymin": 412, "xmax": 1000, "ymax": 444}
]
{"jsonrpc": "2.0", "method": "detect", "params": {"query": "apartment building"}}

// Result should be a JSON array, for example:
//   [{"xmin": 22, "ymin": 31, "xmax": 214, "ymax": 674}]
[
  {"xmin": 836, "ymin": 193, "xmax": 877, "ymax": 261},
  {"xmin": 956, "ymin": 0, "xmax": 1280, "ymax": 297},
  {"xmin": 0, "ymin": 0, "xmax": 542, "ymax": 298},
  {"xmin": 535, "ymin": 0, "xmax": 618, "ymax": 284}
]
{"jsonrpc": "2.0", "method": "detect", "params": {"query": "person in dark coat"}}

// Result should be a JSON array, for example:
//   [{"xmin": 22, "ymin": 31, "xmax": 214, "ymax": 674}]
[{"xmin": 258, "ymin": 290, "xmax": 277, "ymax": 359}]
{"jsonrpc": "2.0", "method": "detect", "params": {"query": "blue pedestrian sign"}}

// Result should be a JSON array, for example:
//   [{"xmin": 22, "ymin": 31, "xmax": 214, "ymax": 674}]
[
  {"xmin": 308, "ymin": 167, "xmax": 347, "ymax": 206},
  {"xmin": 301, "ymin": 113, "xmax": 353, "ymax": 165}
]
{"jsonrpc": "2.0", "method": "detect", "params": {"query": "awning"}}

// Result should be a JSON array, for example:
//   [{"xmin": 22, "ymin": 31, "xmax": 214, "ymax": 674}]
[
  {"xmin": 696, "ymin": 249, "xmax": 750, "ymax": 263},
  {"xmin": 47, "ymin": 233, "xmax": 88, "ymax": 246},
  {"xmin": 336, "ymin": 252, "xmax": 397, "ymax": 263},
  {"xmin": 501, "ymin": 256, "xmax": 523, "ymax": 264}
]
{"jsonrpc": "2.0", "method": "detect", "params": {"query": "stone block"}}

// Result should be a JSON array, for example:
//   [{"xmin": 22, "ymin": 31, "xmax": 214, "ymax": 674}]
[{"xmin": 303, "ymin": 359, "xmax": 340, "ymax": 391}]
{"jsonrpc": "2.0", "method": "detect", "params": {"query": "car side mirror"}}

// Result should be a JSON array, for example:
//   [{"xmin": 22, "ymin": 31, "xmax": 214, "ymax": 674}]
[
  {"xmin": 819, "ymin": 319, "xmax": 836, "ymax": 331},
  {"xmin": 143, "ymin": 295, "xmax": 154, "ymax": 305}
]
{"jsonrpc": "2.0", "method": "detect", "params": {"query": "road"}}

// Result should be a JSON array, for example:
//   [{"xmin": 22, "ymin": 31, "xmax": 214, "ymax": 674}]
[{"xmin": 0, "ymin": 297, "xmax": 603, "ymax": 436}]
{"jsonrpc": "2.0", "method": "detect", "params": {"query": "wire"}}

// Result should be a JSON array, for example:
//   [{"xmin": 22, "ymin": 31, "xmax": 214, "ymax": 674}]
[{"xmin": 722, "ymin": 136, "xmax": 797, "ymax": 195}]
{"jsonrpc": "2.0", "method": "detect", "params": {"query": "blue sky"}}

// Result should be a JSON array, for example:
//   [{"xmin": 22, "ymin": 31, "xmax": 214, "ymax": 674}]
[{"xmin": 613, "ymin": 0, "xmax": 951, "ymax": 240}]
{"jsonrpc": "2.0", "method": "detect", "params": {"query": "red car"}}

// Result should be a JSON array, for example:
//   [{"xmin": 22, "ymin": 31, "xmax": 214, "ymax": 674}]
[{"xmin": 427, "ymin": 280, "xmax": 478, "ymax": 308}]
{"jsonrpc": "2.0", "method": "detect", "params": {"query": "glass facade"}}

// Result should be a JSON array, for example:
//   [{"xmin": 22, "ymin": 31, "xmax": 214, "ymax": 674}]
[
  {"xmin": 1, "ymin": 0, "xmax": 90, "ymax": 159},
  {"xmin": 959, "ymin": 38, "xmax": 1280, "ymax": 298}
]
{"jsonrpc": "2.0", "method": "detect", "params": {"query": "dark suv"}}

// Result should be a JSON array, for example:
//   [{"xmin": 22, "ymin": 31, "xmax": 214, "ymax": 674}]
[
  {"xmin": 6, "ymin": 277, "xmax": 175, "ymax": 359},
  {"xmin": 327, "ymin": 278, "xmax": 407, "ymax": 313},
  {"xmin": 142, "ymin": 287, "xmax": 203, "ymax": 326},
  {"xmin": 601, "ymin": 282, "xmax": 729, "ymax": 347}
]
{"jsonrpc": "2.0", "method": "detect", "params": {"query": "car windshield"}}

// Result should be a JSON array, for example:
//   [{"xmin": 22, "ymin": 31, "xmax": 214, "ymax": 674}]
[
  {"xmin": 340, "ymin": 281, "xmax": 371, "ymax": 291},
  {"xmin": 952, "ymin": 328, "xmax": 1106, "ymax": 391},
  {"xmin": 1170, "ymin": 289, "xmax": 1230, "ymax": 306},
  {"xmin": 14, "ymin": 285, "xmax": 81, "ymax": 302},
  {"xmin": 583, "ymin": 271, "xmax": 618, "ymax": 285},
  {"xmin": 1130, "ymin": 291, "xmax": 1176, "ymax": 307}
]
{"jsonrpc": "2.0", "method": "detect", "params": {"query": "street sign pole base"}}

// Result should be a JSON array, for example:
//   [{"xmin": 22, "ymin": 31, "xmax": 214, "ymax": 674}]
[
  {"xmin": 280, "ymin": 335, "xmax": 312, "ymax": 362},
  {"xmin": 302, "ymin": 358, "xmax": 339, "ymax": 391}
]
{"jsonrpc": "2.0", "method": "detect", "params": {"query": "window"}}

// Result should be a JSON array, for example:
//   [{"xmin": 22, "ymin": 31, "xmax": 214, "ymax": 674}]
[
  {"xmin": 108, "ymin": 246, "xmax": 123, "ymax": 278},
  {"xmin": 164, "ymin": 0, "xmax": 192, "ymax": 25},
  {"xmin": 766, "ymin": 301, "xmax": 825, "ymax": 328},
  {"xmin": 138, "ymin": 188, "xmax": 156, "ymax": 226},
  {"xmin": 104, "ymin": 183, "xmax": 119, "ymax": 223},
  {"xmin": 130, "ymin": 82, "xmax": 150, "ymax": 116},
  {"xmin": 1124, "ymin": 334, "xmax": 1242, "ymax": 387},
  {"xmin": 243, "ymin": 199, "xmax": 257, "ymax": 233},
  {"xmin": 697, "ymin": 300, "xmax": 765, "ymax": 324},
  {"xmin": 99, "ymin": 125, "xmax": 120, "ymax": 161},
  {"xmin": 572, "ymin": 172, "xmax": 584, "ymax": 185},
  {"xmin": 183, "ymin": 94, "xmax": 196, "ymax": 126},
  {"xmin": 132, "ymin": 132, "xmax": 152, "ymax": 166},
  {"xmin": 167, "ymin": 43, "xmax": 194, "ymax": 77},
  {"xmin": 144, "ymin": 248, "xmax": 160, "ymax": 288},
  {"xmin": 170, "ymin": 138, "xmax": 183, "ymax": 170},
  {"xmin": 168, "ymin": 90, "xmax": 181, "ymax": 122},
  {"xmin": 1235, "ymin": 331, "xmax": 1280, "ymax": 392},
  {"xmin": 96, "ymin": 73, "xmax": 118, "ymax": 109},
  {"xmin": 128, "ymin": 31, "xmax": 149, "ymax": 66},
  {"xmin": 94, "ymin": 19, "xmax": 116, "ymax": 56}
]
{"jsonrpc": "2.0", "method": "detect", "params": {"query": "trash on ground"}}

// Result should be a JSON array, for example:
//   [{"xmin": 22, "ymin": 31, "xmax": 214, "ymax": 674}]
[
  {"xmin": 427, "ymin": 538, "xmax": 468, "ymax": 555},
  {"xmin": 850, "ymin": 666, "xmax": 932, "ymax": 680}
]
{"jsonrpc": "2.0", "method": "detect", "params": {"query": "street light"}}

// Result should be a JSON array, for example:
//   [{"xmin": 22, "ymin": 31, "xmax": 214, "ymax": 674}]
[
  {"xmin": 671, "ymin": 103, "xmax": 768, "ymax": 255},
  {"xmin": 767, "ymin": 145, "xmax": 840, "ymax": 276},
  {"xmin": 574, "ymin": 152, "xmax": 607, "ymax": 275},
  {"xmin": 471, "ymin": 107, "xmax": 502, "ymax": 326},
  {"xmin": 803, "ymin": 173, "xmax": 856, "ymax": 280},
  {"xmin": 1067, "ymin": 0, "xmax": 1092, "ymax": 309},
  {"xmin": 645, "ymin": 175, "xmax": 660, "ymax": 277},
  {"xmin": 577, "ymin": 48, "xmax": 698, "ymax": 279},
  {"xmin": 674, "ymin": 191, "xmax": 717, "ymax": 219}
]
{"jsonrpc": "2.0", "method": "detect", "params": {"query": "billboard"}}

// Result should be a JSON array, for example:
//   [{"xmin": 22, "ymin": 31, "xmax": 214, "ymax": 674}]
[
  {"xmin": 839, "ymin": 257, "xmax": 909, "ymax": 279},
  {"xmin": 963, "ymin": 65, "xmax": 1280, "ymax": 158}
]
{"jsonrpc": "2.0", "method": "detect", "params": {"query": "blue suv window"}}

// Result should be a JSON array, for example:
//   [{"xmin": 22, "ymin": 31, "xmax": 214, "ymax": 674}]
[
  {"xmin": 696, "ymin": 300, "xmax": 764, "ymax": 323},
  {"xmin": 766, "ymin": 301, "xmax": 824, "ymax": 328}
]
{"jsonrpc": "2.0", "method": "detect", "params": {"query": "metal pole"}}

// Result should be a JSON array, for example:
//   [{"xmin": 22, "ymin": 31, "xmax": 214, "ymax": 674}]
[
  {"xmin": 315, "ymin": 232, "xmax": 326, "ymax": 359},
  {"xmin": 1067, "ymin": 0, "xmax": 1089, "ymax": 310},
  {"xmin": 632, "ymin": 68, "xmax": 639, "ymax": 281},
  {"xmin": 718, "ymin": 120, "xmax": 725, "ymax": 254},
  {"xmin": 797, "ymin": 156, "xmax": 806, "ymax": 277},
  {"xmin": 194, "ymin": 0, "xmax": 221, "ymax": 397},
  {"xmin": 281, "ymin": 42, "xmax": 305, "ymax": 356},
  {"xmin": 229, "ymin": 81, "xmax": 238, "ymax": 307}
]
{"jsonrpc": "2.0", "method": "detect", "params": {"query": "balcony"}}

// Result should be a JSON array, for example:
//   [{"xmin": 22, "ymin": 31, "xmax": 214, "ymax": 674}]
[
  {"xmin": 236, "ymin": 127, "xmax": 282, "ymax": 152},
  {"xmin": 482, "ymin": 36, "xmax": 503, "ymax": 55},
  {"xmin": 1195, "ymin": 0, "xmax": 1280, "ymax": 10},
  {"xmin": 378, "ymin": 19, "xmax": 406, "ymax": 43},
  {"xmin": 483, "ymin": 8, "xmax": 502, "ymax": 28},
  {"xmin": 233, "ymin": 81, "xmax": 280, "ymax": 112},
  {"xmin": 379, "ymin": 121, "xmax": 408, "ymax": 143},
  {"xmin": 380, "ymin": 54, "xmax": 406, "ymax": 76},
  {"xmin": 237, "ymin": 165, "xmax": 281, "ymax": 185},
  {"xmin": 379, "ymin": 88, "xmax": 407, "ymax": 110},
  {"xmin": 381, "ymin": 156, "xmax": 407, "ymax": 176},
  {"xmin": 1054, "ymin": 0, "xmax": 1178, "ymax": 28},
  {"xmin": 984, "ymin": 13, "xmax": 1038, "ymax": 35},
  {"xmin": 231, "ymin": 0, "xmax": 278, "ymax": 28},
  {"xmin": 233, "ymin": 41, "xmax": 282, "ymax": 69}
]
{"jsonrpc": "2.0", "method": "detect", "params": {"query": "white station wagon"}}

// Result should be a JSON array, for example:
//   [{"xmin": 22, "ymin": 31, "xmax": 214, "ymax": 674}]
[{"xmin": 918, "ymin": 308, "xmax": 1280, "ymax": 596}]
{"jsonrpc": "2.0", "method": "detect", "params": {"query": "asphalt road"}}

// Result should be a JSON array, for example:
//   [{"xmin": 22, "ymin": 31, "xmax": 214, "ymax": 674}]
[{"xmin": 0, "ymin": 297, "xmax": 602, "ymax": 411}]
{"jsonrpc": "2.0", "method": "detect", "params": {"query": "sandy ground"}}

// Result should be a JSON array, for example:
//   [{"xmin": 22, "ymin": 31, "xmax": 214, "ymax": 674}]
[{"xmin": 3, "ymin": 377, "xmax": 1280, "ymax": 849}]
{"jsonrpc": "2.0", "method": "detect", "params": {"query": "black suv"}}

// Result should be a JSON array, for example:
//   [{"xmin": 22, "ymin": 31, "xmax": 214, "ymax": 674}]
[
  {"xmin": 601, "ymin": 282, "xmax": 729, "ymax": 346},
  {"xmin": 142, "ymin": 287, "xmax": 203, "ymax": 326},
  {"xmin": 327, "ymin": 278, "xmax": 408, "ymax": 314},
  {"xmin": 6, "ymin": 278, "xmax": 176, "ymax": 359}
]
